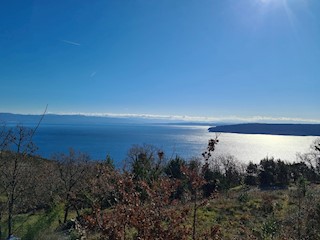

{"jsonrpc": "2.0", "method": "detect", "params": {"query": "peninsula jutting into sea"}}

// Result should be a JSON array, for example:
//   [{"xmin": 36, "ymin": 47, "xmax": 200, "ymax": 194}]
[{"xmin": 208, "ymin": 123, "xmax": 320, "ymax": 136}]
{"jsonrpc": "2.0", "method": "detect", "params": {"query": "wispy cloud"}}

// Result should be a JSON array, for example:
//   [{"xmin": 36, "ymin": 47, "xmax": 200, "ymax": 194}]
[
  {"xmin": 47, "ymin": 112, "xmax": 320, "ymax": 124},
  {"xmin": 60, "ymin": 39, "xmax": 81, "ymax": 46},
  {"xmin": 90, "ymin": 71, "xmax": 97, "ymax": 78}
]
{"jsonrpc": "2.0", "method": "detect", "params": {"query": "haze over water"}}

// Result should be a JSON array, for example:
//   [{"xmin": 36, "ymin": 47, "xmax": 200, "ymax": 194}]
[{"xmin": 33, "ymin": 123, "xmax": 318, "ymax": 166}]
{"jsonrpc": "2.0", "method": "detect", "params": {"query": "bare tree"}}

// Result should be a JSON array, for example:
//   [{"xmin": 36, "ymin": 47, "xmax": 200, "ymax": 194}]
[
  {"xmin": 0, "ymin": 125, "xmax": 38, "ymax": 237},
  {"xmin": 0, "ymin": 107, "xmax": 46, "ymax": 238},
  {"xmin": 298, "ymin": 138, "xmax": 320, "ymax": 178},
  {"xmin": 53, "ymin": 149, "xmax": 90, "ymax": 223}
]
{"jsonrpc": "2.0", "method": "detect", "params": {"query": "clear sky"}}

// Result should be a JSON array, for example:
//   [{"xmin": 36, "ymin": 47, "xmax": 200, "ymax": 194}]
[{"xmin": 1, "ymin": 0, "xmax": 319, "ymax": 122}]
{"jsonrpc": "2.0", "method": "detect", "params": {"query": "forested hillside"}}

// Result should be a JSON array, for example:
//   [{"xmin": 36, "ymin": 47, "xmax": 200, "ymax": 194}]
[{"xmin": 1, "ymin": 125, "xmax": 320, "ymax": 239}]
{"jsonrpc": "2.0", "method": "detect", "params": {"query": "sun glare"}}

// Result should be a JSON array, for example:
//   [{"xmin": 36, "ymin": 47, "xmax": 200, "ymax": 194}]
[
  {"xmin": 255, "ymin": 0, "xmax": 298, "ymax": 32},
  {"xmin": 258, "ymin": 0, "xmax": 285, "ymax": 7}
]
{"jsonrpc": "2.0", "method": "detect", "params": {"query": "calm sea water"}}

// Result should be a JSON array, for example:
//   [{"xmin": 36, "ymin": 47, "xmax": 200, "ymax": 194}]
[{"xmin": 32, "ymin": 123, "xmax": 318, "ymax": 165}]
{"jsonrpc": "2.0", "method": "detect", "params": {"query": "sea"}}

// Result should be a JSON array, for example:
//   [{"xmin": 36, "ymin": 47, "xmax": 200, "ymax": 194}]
[{"xmin": 30, "ymin": 123, "xmax": 319, "ymax": 166}]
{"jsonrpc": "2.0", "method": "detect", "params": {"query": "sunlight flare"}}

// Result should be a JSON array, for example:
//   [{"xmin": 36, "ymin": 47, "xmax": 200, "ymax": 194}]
[{"xmin": 255, "ymin": 0, "xmax": 300, "ymax": 34}]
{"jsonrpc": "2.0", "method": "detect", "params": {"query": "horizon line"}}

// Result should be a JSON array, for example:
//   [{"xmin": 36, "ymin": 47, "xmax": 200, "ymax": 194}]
[{"xmin": 1, "ymin": 111, "xmax": 320, "ymax": 124}]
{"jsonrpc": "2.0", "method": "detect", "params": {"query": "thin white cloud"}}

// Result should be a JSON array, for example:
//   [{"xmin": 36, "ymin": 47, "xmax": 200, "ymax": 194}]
[
  {"xmin": 60, "ymin": 39, "xmax": 81, "ymax": 46},
  {"xmin": 47, "ymin": 112, "xmax": 320, "ymax": 124},
  {"xmin": 90, "ymin": 71, "xmax": 97, "ymax": 78}
]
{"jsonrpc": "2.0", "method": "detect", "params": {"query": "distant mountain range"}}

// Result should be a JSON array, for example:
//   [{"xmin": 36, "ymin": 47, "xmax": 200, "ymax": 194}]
[
  {"xmin": 0, "ymin": 113, "xmax": 216, "ymax": 126},
  {"xmin": 0, "ymin": 113, "xmax": 155, "ymax": 125},
  {"xmin": 2, "ymin": 113, "xmax": 320, "ymax": 136},
  {"xmin": 208, "ymin": 123, "xmax": 320, "ymax": 136}
]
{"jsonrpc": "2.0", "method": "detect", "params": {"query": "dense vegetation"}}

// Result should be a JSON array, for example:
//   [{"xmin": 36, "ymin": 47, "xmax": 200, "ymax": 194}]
[{"xmin": 0, "ymin": 124, "xmax": 320, "ymax": 239}]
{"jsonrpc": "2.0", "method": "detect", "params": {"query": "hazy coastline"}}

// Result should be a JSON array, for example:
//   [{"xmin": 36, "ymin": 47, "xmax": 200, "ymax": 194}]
[{"xmin": 209, "ymin": 123, "xmax": 320, "ymax": 136}]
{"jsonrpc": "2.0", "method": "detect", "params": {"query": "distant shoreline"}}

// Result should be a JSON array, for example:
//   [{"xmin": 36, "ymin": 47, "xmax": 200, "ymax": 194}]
[{"xmin": 208, "ymin": 123, "xmax": 320, "ymax": 136}]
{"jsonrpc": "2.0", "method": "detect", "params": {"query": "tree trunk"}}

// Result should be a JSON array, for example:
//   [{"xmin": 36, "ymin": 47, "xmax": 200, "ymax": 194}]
[
  {"xmin": 7, "ymin": 157, "xmax": 18, "ymax": 239},
  {"xmin": 63, "ymin": 192, "xmax": 71, "ymax": 223},
  {"xmin": 0, "ymin": 210, "xmax": 2, "ymax": 240},
  {"xmin": 298, "ymin": 196, "xmax": 302, "ymax": 240},
  {"xmin": 192, "ymin": 191, "xmax": 197, "ymax": 240},
  {"xmin": 63, "ymin": 203, "xmax": 70, "ymax": 223},
  {"xmin": 8, "ymin": 193, "xmax": 14, "ymax": 238}
]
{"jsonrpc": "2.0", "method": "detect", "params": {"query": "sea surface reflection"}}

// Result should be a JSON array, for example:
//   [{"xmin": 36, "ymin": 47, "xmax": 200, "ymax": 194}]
[{"xmin": 33, "ymin": 123, "xmax": 318, "ymax": 165}]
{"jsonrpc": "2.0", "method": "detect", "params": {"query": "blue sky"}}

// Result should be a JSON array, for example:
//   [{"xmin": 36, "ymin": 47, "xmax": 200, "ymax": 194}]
[{"xmin": 1, "ymin": 0, "xmax": 319, "ymax": 122}]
